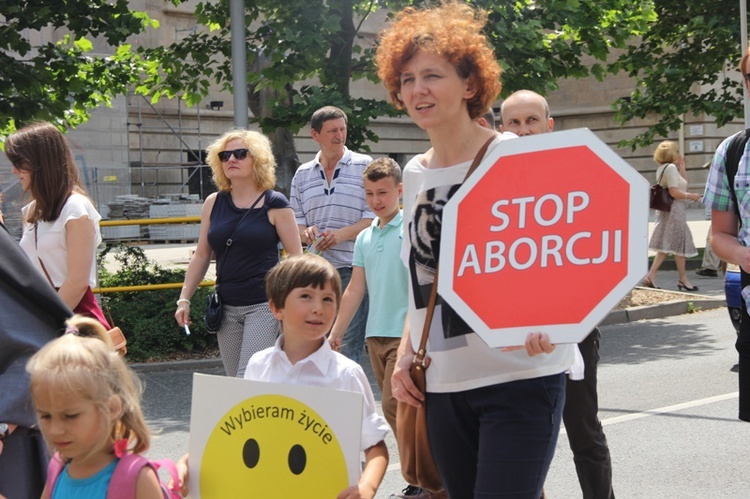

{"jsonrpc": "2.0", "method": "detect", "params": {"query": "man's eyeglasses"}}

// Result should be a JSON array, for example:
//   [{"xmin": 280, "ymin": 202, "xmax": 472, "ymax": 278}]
[
  {"xmin": 745, "ymin": 74, "xmax": 750, "ymax": 84},
  {"xmin": 218, "ymin": 148, "xmax": 250, "ymax": 162}
]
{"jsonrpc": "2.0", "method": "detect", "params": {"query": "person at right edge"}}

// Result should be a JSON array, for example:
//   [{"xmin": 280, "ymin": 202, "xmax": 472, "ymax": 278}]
[
  {"xmin": 500, "ymin": 89, "xmax": 616, "ymax": 499},
  {"xmin": 376, "ymin": 3, "xmax": 575, "ymax": 498},
  {"xmin": 704, "ymin": 44, "xmax": 750, "ymax": 423}
]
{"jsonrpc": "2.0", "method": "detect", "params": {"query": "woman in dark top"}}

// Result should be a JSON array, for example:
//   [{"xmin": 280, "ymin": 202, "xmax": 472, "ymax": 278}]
[{"xmin": 175, "ymin": 129, "xmax": 302, "ymax": 377}]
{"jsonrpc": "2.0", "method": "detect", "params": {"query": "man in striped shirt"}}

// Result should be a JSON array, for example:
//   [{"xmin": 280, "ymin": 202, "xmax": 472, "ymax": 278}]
[{"xmin": 290, "ymin": 106, "xmax": 374, "ymax": 362}]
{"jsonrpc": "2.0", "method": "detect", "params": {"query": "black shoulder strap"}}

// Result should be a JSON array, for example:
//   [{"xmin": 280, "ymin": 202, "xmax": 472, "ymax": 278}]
[{"xmin": 726, "ymin": 128, "xmax": 750, "ymax": 223}]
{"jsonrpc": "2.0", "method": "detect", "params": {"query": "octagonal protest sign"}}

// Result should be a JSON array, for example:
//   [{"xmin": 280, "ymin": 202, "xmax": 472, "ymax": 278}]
[{"xmin": 439, "ymin": 128, "xmax": 649, "ymax": 347}]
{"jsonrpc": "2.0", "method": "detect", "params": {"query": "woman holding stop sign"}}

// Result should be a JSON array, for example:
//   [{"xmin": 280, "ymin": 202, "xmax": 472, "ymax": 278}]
[{"xmin": 376, "ymin": 3, "xmax": 576, "ymax": 497}]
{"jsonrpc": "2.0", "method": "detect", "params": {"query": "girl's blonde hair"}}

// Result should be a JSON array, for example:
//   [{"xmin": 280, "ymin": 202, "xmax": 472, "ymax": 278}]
[
  {"xmin": 27, "ymin": 317, "xmax": 150, "ymax": 457},
  {"xmin": 653, "ymin": 140, "xmax": 679, "ymax": 165},
  {"xmin": 205, "ymin": 129, "xmax": 277, "ymax": 192}
]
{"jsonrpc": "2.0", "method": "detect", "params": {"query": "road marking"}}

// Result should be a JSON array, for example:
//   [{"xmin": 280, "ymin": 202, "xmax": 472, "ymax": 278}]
[
  {"xmin": 560, "ymin": 392, "xmax": 739, "ymax": 435},
  {"xmin": 385, "ymin": 392, "xmax": 739, "ymax": 472}
]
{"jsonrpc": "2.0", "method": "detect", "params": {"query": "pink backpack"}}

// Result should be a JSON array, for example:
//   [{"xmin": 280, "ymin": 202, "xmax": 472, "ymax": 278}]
[{"xmin": 45, "ymin": 452, "xmax": 182, "ymax": 498}]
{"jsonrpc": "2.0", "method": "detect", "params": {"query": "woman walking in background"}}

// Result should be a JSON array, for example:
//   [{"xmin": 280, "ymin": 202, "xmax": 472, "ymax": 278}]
[
  {"xmin": 644, "ymin": 140, "xmax": 702, "ymax": 291},
  {"xmin": 7, "ymin": 121, "xmax": 107, "ymax": 324},
  {"xmin": 175, "ymin": 129, "xmax": 302, "ymax": 378}
]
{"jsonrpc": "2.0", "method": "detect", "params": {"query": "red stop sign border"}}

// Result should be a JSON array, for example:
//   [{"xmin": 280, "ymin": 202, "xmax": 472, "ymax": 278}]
[{"xmin": 438, "ymin": 128, "xmax": 650, "ymax": 347}]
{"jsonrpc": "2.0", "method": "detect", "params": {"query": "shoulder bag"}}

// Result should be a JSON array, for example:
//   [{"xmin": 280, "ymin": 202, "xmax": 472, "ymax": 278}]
[
  {"xmin": 35, "ymin": 224, "xmax": 127, "ymax": 355},
  {"xmin": 650, "ymin": 164, "xmax": 674, "ymax": 212},
  {"xmin": 396, "ymin": 136, "xmax": 495, "ymax": 493},
  {"xmin": 204, "ymin": 191, "xmax": 266, "ymax": 333}
]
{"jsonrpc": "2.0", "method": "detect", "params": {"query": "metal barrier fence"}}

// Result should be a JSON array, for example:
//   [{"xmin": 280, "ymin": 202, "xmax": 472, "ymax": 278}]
[{"xmin": 97, "ymin": 216, "xmax": 210, "ymax": 294}]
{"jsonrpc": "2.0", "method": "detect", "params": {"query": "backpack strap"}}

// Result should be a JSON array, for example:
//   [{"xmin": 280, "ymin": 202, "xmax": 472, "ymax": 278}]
[
  {"xmin": 108, "ymin": 453, "xmax": 154, "ymax": 499},
  {"xmin": 725, "ymin": 128, "xmax": 750, "ymax": 225},
  {"xmin": 44, "ymin": 452, "xmax": 67, "ymax": 497},
  {"xmin": 107, "ymin": 453, "xmax": 182, "ymax": 499}
]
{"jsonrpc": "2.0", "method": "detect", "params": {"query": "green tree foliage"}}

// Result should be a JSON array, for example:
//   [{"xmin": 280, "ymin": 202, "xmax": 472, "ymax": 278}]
[
  {"xmin": 0, "ymin": 0, "xmax": 157, "ymax": 140},
  {"xmin": 480, "ymin": 0, "xmax": 655, "ymax": 95},
  {"xmin": 139, "ymin": 0, "xmax": 400, "ymax": 153},
  {"xmin": 140, "ymin": 0, "xmax": 655, "ymax": 190},
  {"xmin": 609, "ymin": 0, "xmax": 748, "ymax": 148}
]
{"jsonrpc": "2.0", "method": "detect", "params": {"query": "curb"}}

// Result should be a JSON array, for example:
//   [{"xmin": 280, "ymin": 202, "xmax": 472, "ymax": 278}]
[
  {"xmin": 131, "ymin": 296, "xmax": 728, "ymax": 373},
  {"xmin": 600, "ymin": 297, "xmax": 726, "ymax": 326}
]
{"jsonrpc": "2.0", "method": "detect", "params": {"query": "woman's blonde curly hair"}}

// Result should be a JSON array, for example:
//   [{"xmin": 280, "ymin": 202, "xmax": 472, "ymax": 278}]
[
  {"xmin": 375, "ymin": 1, "xmax": 502, "ymax": 121},
  {"xmin": 205, "ymin": 129, "xmax": 277, "ymax": 192}
]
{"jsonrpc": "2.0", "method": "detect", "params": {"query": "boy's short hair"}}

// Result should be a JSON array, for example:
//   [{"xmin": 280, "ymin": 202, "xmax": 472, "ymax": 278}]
[
  {"xmin": 363, "ymin": 157, "xmax": 402, "ymax": 184},
  {"xmin": 266, "ymin": 254, "xmax": 342, "ymax": 309}
]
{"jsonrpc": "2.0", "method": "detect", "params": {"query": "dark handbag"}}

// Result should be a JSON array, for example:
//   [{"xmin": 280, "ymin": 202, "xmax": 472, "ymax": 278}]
[
  {"xmin": 204, "ymin": 291, "xmax": 223, "ymax": 333},
  {"xmin": 396, "ymin": 136, "xmax": 494, "ymax": 493},
  {"xmin": 203, "ymin": 191, "xmax": 266, "ymax": 333},
  {"xmin": 650, "ymin": 165, "xmax": 673, "ymax": 212}
]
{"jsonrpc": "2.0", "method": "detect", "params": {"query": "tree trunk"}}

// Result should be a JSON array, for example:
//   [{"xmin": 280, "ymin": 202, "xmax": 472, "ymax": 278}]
[{"xmin": 248, "ymin": 53, "xmax": 300, "ymax": 196}]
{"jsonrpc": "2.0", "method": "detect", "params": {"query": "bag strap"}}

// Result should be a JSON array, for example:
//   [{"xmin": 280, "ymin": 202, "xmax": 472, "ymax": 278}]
[
  {"xmin": 413, "ymin": 135, "xmax": 496, "ymax": 368},
  {"xmin": 215, "ymin": 190, "xmax": 266, "ymax": 286},
  {"xmin": 45, "ymin": 452, "xmax": 66, "ymax": 496},
  {"xmin": 34, "ymin": 224, "xmax": 55, "ymax": 287},
  {"xmin": 108, "ymin": 453, "xmax": 182, "ymax": 499},
  {"xmin": 726, "ymin": 128, "xmax": 750, "ymax": 226},
  {"xmin": 655, "ymin": 164, "xmax": 669, "ymax": 186}
]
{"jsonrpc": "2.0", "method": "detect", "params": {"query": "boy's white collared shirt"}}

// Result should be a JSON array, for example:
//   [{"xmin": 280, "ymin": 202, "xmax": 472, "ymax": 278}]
[{"xmin": 244, "ymin": 335, "xmax": 388, "ymax": 450}]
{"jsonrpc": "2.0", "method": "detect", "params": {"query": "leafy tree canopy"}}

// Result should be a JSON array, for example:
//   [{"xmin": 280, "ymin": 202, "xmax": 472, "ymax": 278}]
[
  {"xmin": 609, "ymin": 0, "xmax": 748, "ymax": 148},
  {"xmin": 140, "ymin": 0, "xmax": 657, "ymax": 152},
  {"xmin": 0, "ymin": 0, "xmax": 156, "ymax": 141}
]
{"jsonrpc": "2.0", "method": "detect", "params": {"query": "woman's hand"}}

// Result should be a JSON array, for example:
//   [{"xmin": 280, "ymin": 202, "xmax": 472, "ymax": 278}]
[
  {"xmin": 391, "ymin": 348, "xmax": 424, "ymax": 407},
  {"xmin": 175, "ymin": 300, "xmax": 191, "ymax": 327},
  {"xmin": 502, "ymin": 332, "xmax": 556, "ymax": 356}
]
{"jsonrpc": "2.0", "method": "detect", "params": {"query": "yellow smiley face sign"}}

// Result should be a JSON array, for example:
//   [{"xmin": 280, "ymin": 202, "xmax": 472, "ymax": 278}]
[
  {"xmin": 200, "ymin": 394, "xmax": 347, "ymax": 497},
  {"xmin": 189, "ymin": 375, "xmax": 363, "ymax": 498}
]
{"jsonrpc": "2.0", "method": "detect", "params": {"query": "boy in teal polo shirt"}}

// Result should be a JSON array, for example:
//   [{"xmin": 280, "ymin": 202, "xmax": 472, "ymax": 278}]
[
  {"xmin": 329, "ymin": 157, "xmax": 406, "ymax": 433},
  {"xmin": 330, "ymin": 158, "xmax": 424, "ymax": 498}
]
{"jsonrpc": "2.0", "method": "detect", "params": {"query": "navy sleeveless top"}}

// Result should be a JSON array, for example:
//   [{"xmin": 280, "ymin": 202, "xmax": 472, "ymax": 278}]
[{"xmin": 208, "ymin": 190, "xmax": 290, "ymax": 306}]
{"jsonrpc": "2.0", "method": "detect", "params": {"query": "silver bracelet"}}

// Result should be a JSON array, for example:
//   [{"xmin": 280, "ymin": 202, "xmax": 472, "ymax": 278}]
[{"xmin": 176, "ymin": 298, "xmax": 191, "ymax": 306}]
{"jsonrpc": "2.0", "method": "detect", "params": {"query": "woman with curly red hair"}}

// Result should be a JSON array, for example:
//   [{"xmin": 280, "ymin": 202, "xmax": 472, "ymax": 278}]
[{"xmin": 376, "ymin": 3, "xmax": 575, "ymax": 497}]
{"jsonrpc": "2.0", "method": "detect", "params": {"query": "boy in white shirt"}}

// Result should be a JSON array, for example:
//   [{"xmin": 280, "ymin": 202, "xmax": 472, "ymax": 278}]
[
  {"xmin": 245, "ymin": 254, "xmax": 389, "ymax": 499},
  {"xmin": 178, "ymin": 254, "xmax": 389, "ymax": 499}
]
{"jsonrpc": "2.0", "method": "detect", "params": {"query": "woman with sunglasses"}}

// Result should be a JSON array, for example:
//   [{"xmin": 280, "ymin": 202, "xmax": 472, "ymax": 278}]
[{"xmin": 176, "ymin": 129, "xmax": 302, "ymax": 377}]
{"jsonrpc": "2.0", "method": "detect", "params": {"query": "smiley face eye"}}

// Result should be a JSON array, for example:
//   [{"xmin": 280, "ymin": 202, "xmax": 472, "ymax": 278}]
[
  {"xmin": 288, "ymin": 444, "xmax": 306, "ymax": 475},
  {"xmin": 243, "ymin": 438, "xmax": 260, "ymax": 469}
]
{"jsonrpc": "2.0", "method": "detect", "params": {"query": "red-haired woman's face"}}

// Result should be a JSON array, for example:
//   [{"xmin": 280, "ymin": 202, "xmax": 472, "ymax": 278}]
[{"xmin": 399, "ymin": 50, "xmax": 474, "ymax": 130}]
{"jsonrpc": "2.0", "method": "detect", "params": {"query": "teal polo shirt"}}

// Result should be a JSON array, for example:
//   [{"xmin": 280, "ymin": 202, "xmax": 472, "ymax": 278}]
[{"xmin": 353, "ymin": 211, "xmax": 408, "ymax": 338}]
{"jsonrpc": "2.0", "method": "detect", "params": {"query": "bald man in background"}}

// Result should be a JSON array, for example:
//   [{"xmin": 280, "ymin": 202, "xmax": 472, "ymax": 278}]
[{"xmin": 498, "ymin": 90, "xmax": 616, "ymax": 499}]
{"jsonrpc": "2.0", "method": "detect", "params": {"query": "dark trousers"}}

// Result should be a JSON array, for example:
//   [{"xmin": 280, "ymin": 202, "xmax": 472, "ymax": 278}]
[
  {"xmin": 426, "ymin": 373, "xmax": 565, "ymax": 499},
  {"xmin": 738, "ymin": 270, "xmax": 750, "ymax": 421},
  {"xmin": 563, "ymin": 328, "xmax": 615, "ymax": 499}
]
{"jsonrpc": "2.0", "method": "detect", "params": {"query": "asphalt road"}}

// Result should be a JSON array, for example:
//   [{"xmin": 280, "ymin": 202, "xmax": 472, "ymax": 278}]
[{"xmin": 141, "ymin": 307, "xmax": 747, "ymax": 498}]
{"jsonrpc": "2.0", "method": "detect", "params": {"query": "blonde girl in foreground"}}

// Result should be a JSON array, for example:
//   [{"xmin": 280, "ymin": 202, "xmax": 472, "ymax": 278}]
[{"xmin": 28, "ymin": 316, "xmax": 165, "ymax": 498}]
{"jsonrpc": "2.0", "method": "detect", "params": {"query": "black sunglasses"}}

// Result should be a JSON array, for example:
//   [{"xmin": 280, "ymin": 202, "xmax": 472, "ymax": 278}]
[
  {"xmin": 745, "ymin": 74, "xmax": 750, "ymax": 84},
  {"xmin": 218, "ymin": 148, "xmax": 250, "ymax": 162}
]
